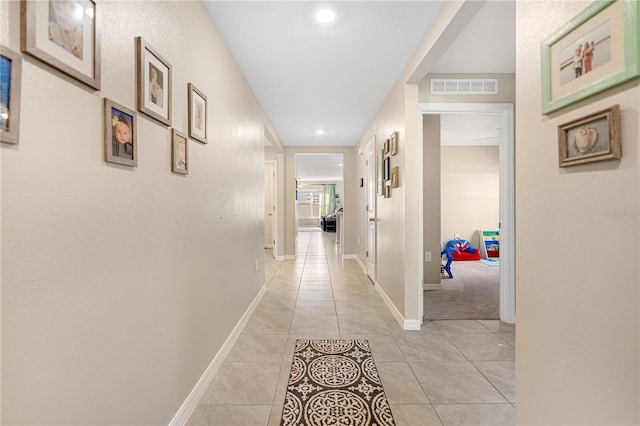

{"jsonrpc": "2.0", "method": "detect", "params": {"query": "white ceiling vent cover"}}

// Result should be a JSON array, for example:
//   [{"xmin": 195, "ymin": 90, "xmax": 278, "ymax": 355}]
[{"xmin": 430, "ymin": 79, "xmax": 498, "ymax": 95}]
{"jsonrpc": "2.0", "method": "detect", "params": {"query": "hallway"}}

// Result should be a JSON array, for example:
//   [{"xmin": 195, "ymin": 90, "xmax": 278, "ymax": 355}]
[{"xmin": 186, "ymin": 231, "xmax": 515, "ymax": 425}]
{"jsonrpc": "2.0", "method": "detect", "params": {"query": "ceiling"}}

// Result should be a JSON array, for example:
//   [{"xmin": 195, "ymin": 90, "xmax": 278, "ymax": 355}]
[{"xmin": 203, "ymin": 0, "xmax": 515, "ymax": 181}]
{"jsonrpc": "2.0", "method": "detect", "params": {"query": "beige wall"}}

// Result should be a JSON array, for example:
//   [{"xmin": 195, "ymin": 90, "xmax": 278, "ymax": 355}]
[
  {"xmin": 419, "ymin": 73, "xmax": 515, "ymax": 103},
  {"xmin": 423, "ymin": 115, "xmax": 442, "ymax": 285},
  {"xmin": 515, "ymin": 1, "xmax": 639, "ymax": 424},
  {"xmin": 1, "ymin": 2, "xmax": 269, "ymax": 424},
  {"xmin": 441, "ymin": 146, "xmax": 499, "ymax": 248}
]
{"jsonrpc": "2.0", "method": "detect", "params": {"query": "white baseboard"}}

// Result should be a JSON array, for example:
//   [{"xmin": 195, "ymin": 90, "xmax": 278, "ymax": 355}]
[
  {"xmin": 403, "ymin": 319, "xmax": 422, "ymax": 330},
  {"xmin": 275, "ymin": 256, "xmax": 286, "ymax": 261},
  {"xmin": 423, "ymin": 282, "xmax": 443, "ymax": 290},
  {"xmin": 284, "ymin": 255, "xmax": 296, "ymax": 260},
  {"xmin": 373, "ymin": 281, "xmax": 404, "ymax": 329},
  {"xmin": 169, "ymin": 285, "xmax": 267, "ymax": 425}
]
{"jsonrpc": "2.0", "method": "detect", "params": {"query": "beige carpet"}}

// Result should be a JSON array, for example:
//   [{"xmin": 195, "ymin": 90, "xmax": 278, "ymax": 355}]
[
  {"xmin": 281, "ymin": 339, "xmax": 395, "ymax": 426},
  {"xmin": 424, "ymin": 260, "xmax": 500, "ymax": 320}
]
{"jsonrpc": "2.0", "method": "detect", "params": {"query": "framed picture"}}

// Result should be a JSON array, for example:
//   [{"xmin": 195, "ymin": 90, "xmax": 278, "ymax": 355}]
[
  {"xmin": 1, "ymin": 45, "xmax": 22, "ymax": 144},
  {"xmin": 383, "ymin": 157, "xmax": 390, "ymax": 181},
  {"xmin": 188, "ymin": 83, "xmax": 207, "ymax": 143},
  {"xmin": 172, "ymin": 128, "xmax": 188, "ymax": 175},
  {"xmin": 383, "ymin": 138, "xmax": 390, "ymax": 154},
  {"xmin": 390, "ymin": 166, "xmax": 399, "ymax": 188},
  {"xmin": 21, "ymin": 0, "xmax": 101, "ymax": 90},
  {"xmin": 104, "ymin": 98, "xmax": 137, "ymax": 167},
  {"xmin": 558, "ymin": 104, "xmax": 620, "ymax": 167},
  {"xmin": 136, "ymin": 37, "xmax": 171, "ymax": 125},
  {"xmin": 390, "ymin": 131, "xmax": 398, "ymax": 156},
  {"xmin": 377, "ymin": 149, "xmax": 383, "ymax": 196},
  {"xmin": 541, "ymin": 0, "xmax": 639, "ymax": 114},
  {"xmin": 384, "ymin": 184, "xmax": 390, "ymax": 198}
]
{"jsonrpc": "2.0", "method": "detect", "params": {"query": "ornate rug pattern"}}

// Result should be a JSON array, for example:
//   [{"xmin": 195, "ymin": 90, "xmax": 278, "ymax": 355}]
[{"xmin": 281, "ymin": 339, "xmax": 395, "ymax": 426}]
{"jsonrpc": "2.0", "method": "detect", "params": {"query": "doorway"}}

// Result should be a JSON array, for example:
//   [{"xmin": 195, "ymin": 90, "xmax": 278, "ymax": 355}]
[
  {"xmin": 264, "ymin": 160, "xmax": 277, "ymax": 255},
  {"xmin": 419, "ymin": 103, "xmax": 515, "ymax": 324}
]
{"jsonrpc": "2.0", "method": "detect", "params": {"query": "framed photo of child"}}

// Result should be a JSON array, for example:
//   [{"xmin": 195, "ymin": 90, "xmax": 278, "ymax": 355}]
[
  {"xmin": 1, "ymin": 45, "xmax": 22, "ymax": 144},
  {"xmin": 21, "ymin": 0, "xmax": 101, "ymax": 90},
  {"xmin": 104, "ymin": 98, "xmax": 137, "ymax": 167},
  {"xmin": 188, "ymin": 83, "xmax": 207, "ymax": 144},
  {"xmin": 136, "ymin": 37, "xmax": 171, "ymax": 126},
  {"xmin": 541, "ymin": 0, "xmax": 639, "ymax": 114},
  {"xmin": 171, "ymin": 129, "xmax": 188, "ymax": 175}
]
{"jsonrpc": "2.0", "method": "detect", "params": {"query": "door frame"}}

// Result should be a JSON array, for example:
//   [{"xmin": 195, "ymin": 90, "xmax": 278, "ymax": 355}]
[
  {"xmin": 418, "ymin": 102, "xmax": 515, "ymax": 324},
  {"xmin": 365, "ymin": 136, "xmax": 376, "ymax": 281},
  {"xmin": 264, "ymin": 160, "xmax": 278, "ymax": 257}
]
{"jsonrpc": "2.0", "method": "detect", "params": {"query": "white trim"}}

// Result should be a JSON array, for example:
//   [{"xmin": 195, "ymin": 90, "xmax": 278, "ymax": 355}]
[
  {"xmin": 284, "ymin": 255, "xmax": 296, "ymax": 260},
  {"xmin": 418, "ymin": 102, "xmax": 516, "ymax": 324},
  {"xmin": 275, "ymin": 255, "xmax": 286, "ymax": 261},
  {"xmin": 423, "ymin": 282, "xmax": 443, "ymax": 291},
  {"xmin": 403, "ymin": 319, "xmax": 422, "ymax": 331},
  {"xmin": 169, "ymin": 285, "xmax": 268, "ymax": 426}
]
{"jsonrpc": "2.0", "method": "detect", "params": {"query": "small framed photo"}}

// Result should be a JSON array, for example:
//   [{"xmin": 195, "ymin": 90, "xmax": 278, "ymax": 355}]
[
  {"xmin": 558, "ymin": 104, "xmax": 621, "ymax": 167},
  {"xmin": 541, "ymin": 0, "xmax": 639, "ymax": 114},
  {"xmin": 188, "ymin": 83, "xmax": 207, "ymax": 143},
  {"xmin": 390, "ymin": 131, "xmax": 398, "ymax": 156},
  {"xmin": 383, "ymin": 138, "xmax": 390, "ymax": 154},
  {"xmin": 377, "ymin": 149, "xmax": 384, "ymax": 196},
  {"xmin": 1, "ymin": 45, "xmax": 22, "ymax": 144},
  {"xmin": 384, "ymin": 184, "xmax": 391, "ymax": 198},
  {"xmin": 383, "ymin": 157, "xmax": 390, "ymax": 181},
  {"xmin": 21, "ymin": 0, "xmax": 101, "ymax": 90},
  {"xmin": 136, "ymin": 37, "xmax": 171, "ymax": 125},
  {"xmin": 390, "ymin": 166, "xmax": 399, "ymax": 188},
  {"xmin": 172, "ymin": 128, "xmax": 188, "ymax": 175},
  {"xmin": 104, "ymin": 98, "xmax": 137, "ymax": 167}
]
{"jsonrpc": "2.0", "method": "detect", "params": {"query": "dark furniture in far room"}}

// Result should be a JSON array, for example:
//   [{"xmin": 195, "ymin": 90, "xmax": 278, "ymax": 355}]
[{"xmin": 321, "ymin": 215, "xmax": 336, "ymax": 232}]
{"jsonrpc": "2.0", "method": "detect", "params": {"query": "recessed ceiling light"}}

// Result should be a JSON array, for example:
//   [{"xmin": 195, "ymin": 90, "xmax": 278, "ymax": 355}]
[
  {"xmin": 315, "ymin": 129, "xmax": 325, "ymax": 135},
  {"xmin": 315, "ymin": 9, "xmax": 336, "ymax": 24}
]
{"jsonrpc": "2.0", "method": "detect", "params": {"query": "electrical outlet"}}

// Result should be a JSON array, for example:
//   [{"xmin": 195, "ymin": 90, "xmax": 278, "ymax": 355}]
[{"xmin": 424, "ymin": 251, "xmax": 431, "ymax": 262}]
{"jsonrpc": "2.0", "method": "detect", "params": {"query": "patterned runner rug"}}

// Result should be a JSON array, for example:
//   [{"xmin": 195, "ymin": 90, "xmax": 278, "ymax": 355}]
[{"xmin": 281, "ymin": 339, "xmax": 395, "ymax": 426}]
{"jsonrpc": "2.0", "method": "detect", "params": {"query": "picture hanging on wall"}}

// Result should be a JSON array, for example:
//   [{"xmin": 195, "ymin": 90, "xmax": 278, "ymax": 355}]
[
  {"xmin": 188, "ymin": 83, "xmax": 207, "ymax": 143},
  {"xmin": 172, "ymin": 128, "xmax": 189, "ymax": 175},
  {"xmin": 384, "ymin": 138, "xmax": 390, "ymax": 154},
  {"xmin": 377, "ymin": 149, "xmax": 383, "ymax": 196},
  {"xmin": 558, "ymin": 104, "xmax": 620, "ymax": 167},
  {"xmin": 104, "ymin": 98, "xmax": 137, "ymax": 167},
  {"xmin": 390, "ymin": 131, "xmax": 398, "ymax": 156},
  {"xmin": 136, "ymin": 37, "xmax": 171, "ymax": 125},
  {"xmin": 383, "ymin": 157, "xmax": 390, "ymax": 181},
  {"xmin": 541, "ymin": 0, "xmax": 639, "ymax": 114},
  {"xmin": 21, "ymin": 0, "xmax": 101, "ymax": 90},
  {"xmin": 1, "ymin": 45, "xmax": 22, "ymax": 144},
  {"xmin": 390, "ymin": 166, "xmax": 399, "ymax": 188}
]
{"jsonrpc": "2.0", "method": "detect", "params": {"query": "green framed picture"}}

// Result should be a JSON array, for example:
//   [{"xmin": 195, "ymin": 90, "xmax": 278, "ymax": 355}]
[{"xmin": 541, "ymin": 0, "xmax": 639, "ymax": 114}]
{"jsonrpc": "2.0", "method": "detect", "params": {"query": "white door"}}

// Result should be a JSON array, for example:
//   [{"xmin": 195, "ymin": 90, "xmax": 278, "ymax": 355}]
[
  {"xmin": 264, "ymin": 162, "xmax": 274, "ymax": 249},
  {"xmin": 366, "ymin": 137, "xmax": 376, "ymax": 280}
]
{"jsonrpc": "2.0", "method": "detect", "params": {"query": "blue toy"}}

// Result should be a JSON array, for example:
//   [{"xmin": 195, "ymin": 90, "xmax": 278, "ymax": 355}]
[{"xmin": 440, "ymin": 239, "xmax": 478, "ymax": 279}]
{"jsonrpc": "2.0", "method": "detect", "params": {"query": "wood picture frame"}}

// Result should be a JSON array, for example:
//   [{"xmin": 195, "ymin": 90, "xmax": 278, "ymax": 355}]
[
  {"xmin": 383, "ymin": 138, "xmax": 390, "ymax": 154},
  {"xmin": 21, "ymin": 0, "xmax": 101, "ymax": 90},
  {"xmin": 377, "ymin": 149, "xmax": 383, "ymax": 196},
  {"xmin": 390, "ymin": 166, "xmax": 399, "ymax": 188},
  {"xmin": 188, "ymin": 83, "xmax": 207, "ymax": 143},
  {"xmin": 390, "ymin": 131, "xmax": 398, "ymax": 156},
  {"xmin": 558, "ymin": 104, "xmax": 621, "ymax": 167},
  {"xmin": 541, "ymin": 0, "xmax": 639, "ymax": 114},
  {"xmin": 1, "ymin": 45, "xmax": 23, "ymax": 144},
  {"xmin": 171, "ymin": 128, "xmax": 188, "ymax": 175},
  {"xmin": 104, "ymin": 98, "xmax": 137, "ymax": 167},
  {"xmin": 383, "ymin": 157, "xmax": 390, "ymax": 181},
  {"xmin": 136, "ymin": 37, "xmax": 171, "ymax": 125}
]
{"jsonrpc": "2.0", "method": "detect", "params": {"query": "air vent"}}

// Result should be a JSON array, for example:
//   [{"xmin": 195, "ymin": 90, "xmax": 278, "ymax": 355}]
[{"xmin": 430, "ymin": 79, "xmax": 498, "ymax": 95}]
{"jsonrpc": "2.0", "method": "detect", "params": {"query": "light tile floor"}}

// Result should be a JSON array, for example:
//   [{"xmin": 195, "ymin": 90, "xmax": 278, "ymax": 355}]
[{"xmin": 187, "ymin": 231, "xmax": 515, "ymax": 425}]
